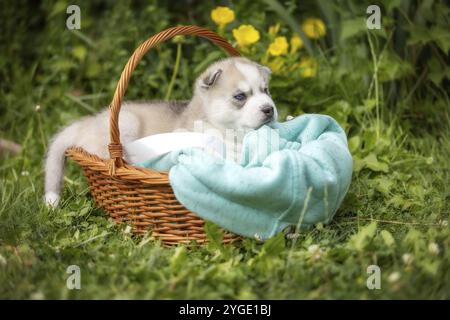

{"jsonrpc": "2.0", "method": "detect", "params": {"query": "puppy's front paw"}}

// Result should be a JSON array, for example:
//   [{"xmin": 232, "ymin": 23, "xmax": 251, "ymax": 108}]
[{"xmin": 45, "ymin": 192, "xmax": 60, "ymax": 207}]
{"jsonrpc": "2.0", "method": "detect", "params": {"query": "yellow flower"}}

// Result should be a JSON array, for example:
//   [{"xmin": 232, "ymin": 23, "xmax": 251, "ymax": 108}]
[
  {"xmin": 268, "ymin": 57, "xmax": 285, "ymax": 74},
  {"xmin": 211, "ymin": 6, "xmax": 235, "ymax": 27},
  {"xmin": 298, "ymin": 57, "xmax": 318, "ymax": 77},
  {"xmin": 290, "ymin": 35, "xmax": 304, "ymax": 53},
  {"xmin": 268, "ymin": 23, "xmax": 280, "ymax": 36},
  {"xmin": 301, "ymin": 18, "xmax": 326, "ymax": 39},
  {"xmin": 268, "ymin": 36, "xmax": 289, "ymax": 56},
  {"xmin": 232, "ymin": 25, "xmax": 260, "ymax": 47}
]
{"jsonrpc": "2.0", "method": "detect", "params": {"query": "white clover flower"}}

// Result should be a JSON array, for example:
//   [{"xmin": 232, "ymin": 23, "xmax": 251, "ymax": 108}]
[
  {"xmin": 307, "ymin": 244, "xmax": 324, "ymax": 261},
  {"xmin": 21, "ymin": 171, "xmax": 29, "ymax": 176},
  {"xmin": 35, "ymin": 105, "xmax": 41, "ymax": 112},
  {"xmin": 124, "ymin": 225, "xmax": 132, "ymax": 234},
  {"xmin": 388, "ymin": 272, "xmax": 401, "ymax": 283},
  {"xmin": 0, "ymin": 254, "xmax": 6, "ymax": 266},
  {"xmin": 285, "ymin": 232, "xmax": 299, "ymax": 240},
  {"xmin": 402, "ymin": 253, "xmax": 413, "ymax": 265},
  {"xmin": 30, "ymin": 291, "xmax": 45, "ymax": 300},
  {"xmin": 428, "ymin": 242, "xmax": 440, "ymax": 255},
  {"xmin": 307, "ymin": 244, "xmax": 320, "ymax": 254}
]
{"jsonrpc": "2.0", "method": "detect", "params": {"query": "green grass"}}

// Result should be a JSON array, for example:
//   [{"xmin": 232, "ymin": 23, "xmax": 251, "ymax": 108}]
[{"xmin": 0, "ymin": 0, "xmax": 449, "ymax": 299}]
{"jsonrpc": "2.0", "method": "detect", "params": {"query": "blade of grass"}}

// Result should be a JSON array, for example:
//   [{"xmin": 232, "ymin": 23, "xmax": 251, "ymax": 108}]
[
  {"xmin": 317, "ymin": 0, "xmax": 338, "ymax": 46},
  {"xmin": 71, "ymin": 30, "xmax": 96, "ymax": 48},
  {"xmin": 65, "ymin": 93, "xmax": 97, "ymax": 113},
  {"xmin": 165, "ymin": 42, "xmax": 182, "ymax": 101}
]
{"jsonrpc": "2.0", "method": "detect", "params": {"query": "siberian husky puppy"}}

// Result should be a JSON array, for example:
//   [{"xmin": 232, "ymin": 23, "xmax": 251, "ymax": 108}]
[{"xmin": 44, "ymin": 57, "xmax": 277, "ymax": 206}]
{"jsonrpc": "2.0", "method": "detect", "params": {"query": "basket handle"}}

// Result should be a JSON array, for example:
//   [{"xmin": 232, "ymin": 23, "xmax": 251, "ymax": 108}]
[{"xmin": 108, "ymin": 25, "xmax": 240, "ymax": 169}]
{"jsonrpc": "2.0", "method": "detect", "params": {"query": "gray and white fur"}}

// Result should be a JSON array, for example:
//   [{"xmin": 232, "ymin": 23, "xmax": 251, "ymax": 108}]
[{"xmin": 44, "ymin": 57, "xmax": 277, "ymax": 206}]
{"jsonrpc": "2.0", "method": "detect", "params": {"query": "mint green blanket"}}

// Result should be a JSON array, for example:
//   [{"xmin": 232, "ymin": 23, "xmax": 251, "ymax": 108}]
[{"xmin": 137, "ymin": 114, "xmax": 353, "ymax": 240}]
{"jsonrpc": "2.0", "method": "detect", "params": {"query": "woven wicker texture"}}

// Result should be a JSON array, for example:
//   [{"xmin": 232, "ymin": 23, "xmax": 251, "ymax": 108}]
[{"xmin": 66, "ymin": 25, "xmax": 241, "ymax": 245}]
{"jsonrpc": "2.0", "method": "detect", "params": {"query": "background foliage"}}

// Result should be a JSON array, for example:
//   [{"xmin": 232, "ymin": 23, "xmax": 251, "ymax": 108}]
[{"xmin": 0, "ymin": 0, "xmax": 449, "ymax": 299}]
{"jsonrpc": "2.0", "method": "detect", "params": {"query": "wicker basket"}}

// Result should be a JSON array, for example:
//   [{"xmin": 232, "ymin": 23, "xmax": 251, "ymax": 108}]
[{"xmin": 66, "ymin": 25, "xmax": 241, "ymax": 245}]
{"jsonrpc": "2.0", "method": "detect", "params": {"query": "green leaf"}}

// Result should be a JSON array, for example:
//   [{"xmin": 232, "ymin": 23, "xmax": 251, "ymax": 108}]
[
  {"xmin": 50, "ymin": 0, "xmax": 69, "ymax": 17},
  {"xmin": 403, "ymin": 228, "xmax": 420, "ymax": 244},
  {"xmin": 385, "ymin": 0, "xmax": 403, "ymax": 13},
  {"xmin": 430, "ymin": 27, "xmax": 450, "ymax": 53},
  {"xmin": 378, "ymin": 51, "xmax": 414, "ymax": 82},
  {"xmin": 317, "ymin": 0, "xmax": 338, "ymax": 45},
  {"xmin": 407, "ymin": 25, "xmax": 450, "ymax": 53},
  {"xmin": 428, "ymin": 57, "xmax": 450, "ymax": 85},
  {"xmin": 340, "ymin": 17, "xmax": 367, "ymax": 42},
  {"xmin": 170, "ymin": 246, "xmax": 187, "ymax": 271},
  {"xmin": 204, "ymin": 221, "xmax": 224, "ymax": 247},
  {"xmin": 388, "ymin": 195, "xmax": 410, "ymax": 209},
  {"xmin": 79, "ymin": 206, "xmax": 90, "ymax": 216},
  {"xmin": 72, "ymin": 45, "xmax": 87, "ymax": 62},
  {"xmin": 380, "ymin": 230, "xmax": 395, "ymax": 247},
  {"xmin": 193, "ymin": 51, "xmax": 224, "ymax": 75},
  {"xmin": 52, "ymin": 59, "xmax": 76, "ymax": 72},
  {"xmin": 323, "ymin": 100, "xmax": 352, "ymax": 128},
  {"xmin": 354, "ymin": 100, "xmax": 376, "ymax": 115},
  {"xmin": 348, "ymin": 136, "xmax": 361, "ymax": 154},
  {"xmin": 348, "ymin": 222, "xmax": 377, "ymax": 251},
  {"xmin": 421, "ymin": 260, "xmax": 440, "ymax": 276},
  {"xmin": 406, "ymin": 26, "xmax": 432, "ymax": 46},
  {"xmin": 363, "ymin": 153, "xmax": 389, "ymax": 172},
  {"xmin": 86, "ymin": 61, "xmax": 101, "ymax": 78},
  {"xmin": 362, "ymin": 130, "xmax": 377, "ymax": 153},
  {"xmin": 374, "ymin": 177, "xmax": 394, "ymax": 195},
  {"xmin": 260, "ymin": 232, "xmax": 285, "ymax": 256},
  {"xmin": 352, "ymin": 155, "xmax": 365, "ymax": 173},
  {"xmin": 409, "ymin": 185, "xmax": 426, "ymax": 201}
]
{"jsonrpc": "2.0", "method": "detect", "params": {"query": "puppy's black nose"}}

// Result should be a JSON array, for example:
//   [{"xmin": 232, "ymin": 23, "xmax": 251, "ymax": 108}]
[{"xmin": 261, "ymin": 105, "xmax": 274, "ymax": 118}]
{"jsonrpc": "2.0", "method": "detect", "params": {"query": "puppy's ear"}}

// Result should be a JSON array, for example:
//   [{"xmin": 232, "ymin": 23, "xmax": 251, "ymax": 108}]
[
  {"xmin": 258, "ymin": 65, "xmax": 272, "ymax": 78},
  {"xmin": 201, "ymin": 69, "xmax": 222, "ymax": 89}
]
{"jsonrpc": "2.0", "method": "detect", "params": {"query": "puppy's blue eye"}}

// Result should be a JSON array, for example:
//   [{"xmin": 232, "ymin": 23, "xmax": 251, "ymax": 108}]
[{"xmin": 234, "ymin": 93, "xmax": 247, "ymax": 101}]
